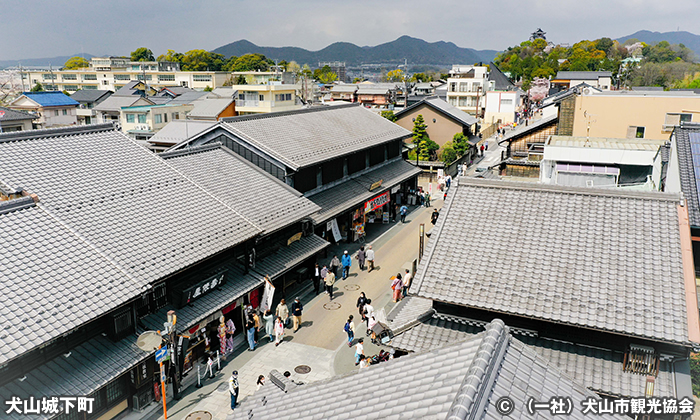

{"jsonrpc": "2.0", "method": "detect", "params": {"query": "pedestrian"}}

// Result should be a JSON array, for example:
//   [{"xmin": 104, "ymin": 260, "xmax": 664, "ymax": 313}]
[
  {"xmin": 330, "ymin": 255, "xmax": 341, "ymax": 278},
  {"xmin": 313, "ymin": 263, "xmax": 321, "ymax": 295},
  {"xmin": 391, "ymin": 274, "xmax": 403, "ymax": 302},
  {"xmin": 393, "ymin": 203, "xmax": 399, "ymax": 222},
  {"xmin": 263, "ymin": 310, "xmax": 274, "ymax": 342},
  {"xmin": 400, "ymin": 205, "xmax": 408, "ymax": 223},
  {"xmin": 419, "ymin": 191, "xmax": 425, "ymax": 206},
  {"xmin": 245, "ymin": 315, "xmax": 256, "ymax": 351},
  {"xmin": 276, "ymin": 299, "xmax": 289, "ymax": 328},
  {"xmin": 445, "ymin": 174, "xmax": 452, "ymax": 189},
  {"xmin": 366, "ymin": 245, "xmax": 375, "ymax": 272},
  {"xmin": 359, "ymin": 354, "xmax": 369, "ymax": 369},
  {"xmin": 357, "ymin": 292, "xmax": 367, "ymax": 322},
  {"xmin": 402, "ymin": 269, "xmax": 411, "ymax": 298},
  {"xmin": 274, "ymin": 316, "xmax": 284, "ymax": 346},
  {"xmin": 256, "ymin": 375, "xmax": 265, "ymax": 390},
  {"xmin": 252, "ymin": 311, "xmax": 261, "ymax": 344},
  {"xmin": 206, "ymin": 353, "xmax": 215, "ymax": 378},
  {"xmin": 291, "ymin": 297, "xmax": 303, "ymax": 332},
  {"xmin": 325, "ymin": 269, "xmax": 336, "ymax": 300},
  {"xmin": 357, "ymin": 246, "xmax": 366, "ymax": 270},
  {"xmin": 480, "ymin": 144, "xmax": 485, "ymax": 156},
  {"xmin": 229, "ymin": 371, "xmax": 239, "ymax": 410},
  {"xmin": 355, "ymin": 338, "xmax": 365, "ymax": 365},
  {"xmin": 431, "ymin": 208, "xmax": 439, "ymax": 225},
  {"xmin": 443, "ymin": 191, "xmax": 447, "ymax": 201},
  {"xmin": 344, "ymin": 315, "xmax": 355, "ymax": 347},
  {"xmin": 363, "ymin": 299, "xmax": 374, "ymax": 328},
  {"xmin": 485, "ymin": 141, "xmax": 489, "ymax": 151},
  {"xmin": 341, "ymin": 250, "xmax": 352, "ymax": 279},
  {"xmin": 425, "ymin": 192, "xmax": 431, "ymax": 207}
]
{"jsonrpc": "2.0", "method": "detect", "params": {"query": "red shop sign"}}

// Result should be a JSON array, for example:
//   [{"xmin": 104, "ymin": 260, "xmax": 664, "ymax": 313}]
[{"xmin": 364, "ymin": 191, "xmax": 390, "ymax": 213}]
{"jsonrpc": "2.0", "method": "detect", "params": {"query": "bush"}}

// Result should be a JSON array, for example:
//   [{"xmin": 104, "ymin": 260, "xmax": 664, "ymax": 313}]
[{"xmin": 691, "ymin": 353, "xmax": 700, "ymax": 397}]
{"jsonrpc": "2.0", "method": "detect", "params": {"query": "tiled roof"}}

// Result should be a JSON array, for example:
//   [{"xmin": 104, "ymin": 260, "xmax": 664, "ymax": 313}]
[
  {"xmin": 20, "ymin": 92, "xmax": 79, "ymax": 107},
  {"xmin": 389, "ymin": 309, "xmax": 676, "ymax": 398},
  {"xmin": 252, "ymin": 234, "xmax": 330, "ymax": 280},
  {"xmin": 67, "ymin": 89, "xmax": 112, "ymax": 104},
  {"xmin": 0, "ymin": 124, "xmax": 260, "ymax": 364},
  {"xmin": 500, "ymin": 114, "xmax": 558, "ymax": 144},
  {"xmin": 162, "ymin": 144, "xmax": 320, "ymax": 234},
  {"xmin": 148, "ymin": 120, "xmax": 217, "ymax": 145},
  {"xmin": 411, "ymin": 178, "xmax": 691, "ymax": 345},
  {"xmin": 0, "ymin": 106, "xmax": 37, "ymax": 122},
  {"xmin": 554, "ymin": 71, "xmax": 613, "ymax": 80},
  {"xmin": 188, "ymin": 98, "xmax": 234, "ymax": 118},
  {"xmin": 230, "ymin": 319, "xmax": 625, "ymax": 420},
  {"xmin": 94, "ymin": 95, "xmax": 154, "ymax": 112},
  {"xmin": 306, "ymin": 158, "xmax": 422, "ymax": 225},
  {"xmin": 488, "ymin": 62, "xmax": 516, "ymax": 90},
  {"xmin": 220, "ymin": 104, "xmax": 412, "ymax": 170},
  {"xmin": 673, "ymin": 123, "xmax": 700, "ymax": 226},
  {"xmin": 330, "ymin": 84, "xmax": 359, "ymax": 93},
  {"xmin": 395, "ymin": 96, "xmax": 478, "ymax": 127}
]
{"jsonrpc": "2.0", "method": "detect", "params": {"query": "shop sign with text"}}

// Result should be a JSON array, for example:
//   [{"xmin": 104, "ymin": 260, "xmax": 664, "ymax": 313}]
[{"xmin": 365, "ymin": 191, "xmax": 390, "ymax": 213}]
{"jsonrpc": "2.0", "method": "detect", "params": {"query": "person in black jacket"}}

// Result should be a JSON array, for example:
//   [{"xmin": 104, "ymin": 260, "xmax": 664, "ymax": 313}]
[
  {"xmin": 291, "ymin": 297, "xmax": 303, "ymax": 332},
  {"xmin": 431, "ymin": 208, "xmax": 440, "ymax": 225}
]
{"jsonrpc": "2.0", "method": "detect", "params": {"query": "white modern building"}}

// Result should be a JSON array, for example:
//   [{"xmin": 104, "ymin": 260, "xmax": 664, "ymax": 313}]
[{"xmin": 445, "ymin": 65, "xmax": 490, "ymax": 116}]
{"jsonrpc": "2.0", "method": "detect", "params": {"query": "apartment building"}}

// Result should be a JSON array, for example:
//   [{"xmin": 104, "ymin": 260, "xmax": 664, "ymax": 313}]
[
  {"xmin": 445, "ymin": 65, "xmax": 489, "ymax": 116},
  {"xmin": 233, "ymin": 83, "xmax": 302, "ymax": 115},
  {"xmin": 120, "ymin": 103, "xmax": 194, "ymax": 140}
]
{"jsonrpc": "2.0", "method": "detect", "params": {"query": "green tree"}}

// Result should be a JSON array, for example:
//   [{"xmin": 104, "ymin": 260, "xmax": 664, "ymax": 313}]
[
  {"xmin": 452, "ymin": 133, "xmax": 469, "ymax": 156},
  {"xmin": 412, "ymin": 115, "xmax": 437, "ymax": 161},
  {"xmin": 203, "ymin": 85, "xmax": 213, "ymax": 92},
  {"xmin": 131, "ymin": 47, "xmax": 155, "ymax": 62},
  {"xmin": 380, "ymin": 110, "xmax": 397, "ymax": 122},
  {"xmin": 317, "ymin": 71, "xmax": 338, "ymax": 84},
  {"xmin": 30, "ymin": 82, "xmax": 43, "ymax": 92},
  {"xmin": 386, "ymin": 69, "xmax": 404, "ymax": 82},
  {"xmin": 234, "ymin": 75, "xmax": 247, "ymax": 85},
  {"xmin": 440, "ymin": 143, "xmax": 458, "ymax": 163},
  {"xmin": 180, "ymin": 50, "xmax": 226, "ymax": 71},
  {"xmin": 157, "ymin": 49, "xmax": 184, "ymax": 63},
  {"xmin": 230, "ymin": 54, "xmax": 273, "ymax": 72},
  {"xmin": 410, "ymin": 72, "xmax": 432, "ymax": 82},
  {"xmin": 63, "ymin": 56, "xmax": 89, "ymax": 70},
  {"xmin": 352, "ymin": 77, "xmax": 363, "ymax": 83}
]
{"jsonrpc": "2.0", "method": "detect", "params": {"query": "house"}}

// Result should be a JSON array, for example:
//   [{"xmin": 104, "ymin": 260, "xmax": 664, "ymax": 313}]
[
  {"xmin": 234, "ymin": 84, "xmax": 302, "ymax": 115},
  {"xmin": 0, "ymin": 106, "xmax": 37, "ymax": 132},
  {"xmin": 569, "ymin": 89, "xmax": 700, "ymax": 141},
  {"xmin": 540, "ymin": 135, "xmax": 667, "ymax": 190},
  {"xmin": 0, "ymin": 123, "xmax": 327, "ymax": 419},
  {"xmin": 389, "ymin": 178, "xmax": 699, "ymax": 402},
  {"xmin": 445, "ymin": 65, "xmax": 490, "ymax": 116},
  {"xmin": 120, "ymin": 103, "xmax": 194, "ymax": 140},
  {"xmin": 355, "ymin": 84, "xmax": 395, "ymax": 107},
  {"xmin": 68, "ymin": 89, "xmax": 113, "ymax": 125},
  {"xmin": 8, "ymin": 91, "xmax": 79, "ymax": 128},
  {"xmin": 328, "ymin": 84, "xmax": 358, "ymax": 102},
  {"xmin": 187, "ymin": 97, "xmax": 236, "ymax": 121},
  {"xmin": 147, "ymin": 120, "xmax": 217, "ymax": 152},
  {"xmin": 482, "ymin": 63, "xmax": 520, "ymax": 126},
  {"xmin": 167, "ymin": 104, "xmax": 421, "ymax": 243},
  {"xmin": 232, "ymin": 319, "xmax": 627, "ymax": 420},
  {"xmin": 551, "ymin": 71, "xmax": 613, "ymax": 91},
  {"xmin": 93, "ymin": 95, "xmax": 155, "ymax": 124},
  {"xmin": 394, "ymin": 96, "xmax": 479, "ymax": 154}
]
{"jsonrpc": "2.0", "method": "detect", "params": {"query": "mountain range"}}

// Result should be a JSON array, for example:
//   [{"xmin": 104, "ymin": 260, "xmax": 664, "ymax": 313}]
[
  {"xmin": 616, "ymin": 30, "xmax": 700, "ymax": 59},
  {"xmin": 0, "ymin": 54, "xmax": 96, "ymax": 69},
  {"xmin": 212, "ymin": 36, "xmax": 499, "ymax": 67}
]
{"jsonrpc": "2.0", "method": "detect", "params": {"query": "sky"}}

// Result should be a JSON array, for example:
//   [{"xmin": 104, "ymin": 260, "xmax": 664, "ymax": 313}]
[{"xmin": 1, "ymin": 0, "xmax": 697, "ymax": 60}]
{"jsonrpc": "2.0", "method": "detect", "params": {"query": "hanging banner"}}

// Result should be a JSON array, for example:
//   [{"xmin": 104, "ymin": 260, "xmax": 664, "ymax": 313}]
[
  {"xmin": 330, "ymin": 218, "xmax": 342, "ymax": 242},
  {"xmin": 364, "ymin": 191, "xmax": 390, "ymax": 213},
  {"xmin": 259, "ymin": 277, "xmax": 275, "ymax": 314}
]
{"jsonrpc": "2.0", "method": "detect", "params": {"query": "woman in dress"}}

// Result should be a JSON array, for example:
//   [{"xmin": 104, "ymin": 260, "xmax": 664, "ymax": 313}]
[
  {"xmin": 263, "ymin": 310, "xmax": 274, "ymax": 342},
  {"xmin": 274, "ymin": 316, "xmax": 285, "ymax": 347}
]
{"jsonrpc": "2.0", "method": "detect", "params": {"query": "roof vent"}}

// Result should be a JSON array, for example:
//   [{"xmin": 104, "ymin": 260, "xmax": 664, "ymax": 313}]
[{"xmin": 623, "ymin": 343, "xmax": 659, "ymax": 376}]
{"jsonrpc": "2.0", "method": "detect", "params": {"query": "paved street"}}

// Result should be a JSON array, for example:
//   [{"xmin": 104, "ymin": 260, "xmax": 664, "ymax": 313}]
[{"xmin": 141, "ymin": 199, "xmax": 443, "ymax": 420}]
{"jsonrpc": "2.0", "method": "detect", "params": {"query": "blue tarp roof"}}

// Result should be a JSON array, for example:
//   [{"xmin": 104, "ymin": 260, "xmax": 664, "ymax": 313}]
[{"xmin": 22, "ymin": 92, "xmax": 79, "ymax": 107}]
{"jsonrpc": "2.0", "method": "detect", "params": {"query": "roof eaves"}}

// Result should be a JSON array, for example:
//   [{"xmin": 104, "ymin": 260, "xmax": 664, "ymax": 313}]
[{"xmin": 0, "ymin": 123, "xmax": 117, "ymax": 143}]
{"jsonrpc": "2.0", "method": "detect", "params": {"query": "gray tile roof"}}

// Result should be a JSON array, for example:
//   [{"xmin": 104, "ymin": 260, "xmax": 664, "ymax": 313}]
[
  {"xmin": 554, "ymin": 71, "xmax": 613, "ymax": 80},
  {"xmin": 395, "ymin": 96, "xmax": 478, "ymax": 127},
  {"xmin": 306, "ymin": 158, "xmax": 422, "ymax": 225},
  {"xmin": 165, "ymin": 91, "xmax": 209, "ymax": 105},
  {"xmin": 252, "ymin": 234, "xmax": 330, "ymax": 280},
  {"xmin": 389, "ymin": 310, "xmax": 676, "ymax": 398},
  {"xmin": 68, "ymin": 89, "xmax": 112, "ymax": 104},
  {"xmin": 0, "ymin": 124, "xmax": 261, "ymax": 364},
  {"xmin": 148, "ymin": 120, "xmax": 217, "ymax": 145},
  {"xmin": 93, "ymin": 95, "xmax": 154, "ymax": 112},
  {"xmin": 499, "ymin": 114, "xmax": 558, "ymax": 144},
  {"xmin": 221, "ymin": 104, "xmax": 412, "ymax": 170},
  {"xmin": 188, "ymin": 98, "xmax": 234, "ymax": 118},
  {"xmin": 0, "ymin": 106, "xmax": 37, "ymax": 122},
  {"xmin": 230, "ymin": 319, "xmax": 625, "ymax": 420},
  {"xmin": 673, "ymin": 124, "xmax": 700, "ymax": 227},
  {"xmin": 0, "ymin": 333, "xmax": 146, "ymax": 420},
  {"xmin": 162, "ymin": 144, "xmax": 320, "ymax": 234},
  {"xmin": 411, "ymin": 178, "xmax": 691, "ymax": 345}
]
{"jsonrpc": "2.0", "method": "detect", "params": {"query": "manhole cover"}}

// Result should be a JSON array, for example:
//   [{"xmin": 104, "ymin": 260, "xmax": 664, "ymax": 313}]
[
  {"xmin": 294, "ymin": 365, "xmax": 311, "ymax": 374},
  {"xmin": 185, "ymin": 411, "xmax": 212, "ymax": 420},
  {"xmin": 344, "ymin": 284, "xmax": 360, "ymax": 291},
  {"xmin": 323, "ymin": 301, "xmax": 341, "ymax": 310}
]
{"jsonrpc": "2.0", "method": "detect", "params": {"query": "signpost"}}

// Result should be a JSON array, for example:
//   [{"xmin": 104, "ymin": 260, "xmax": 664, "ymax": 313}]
[{"xmin": 155, "ymin": 346, "xmax": 168, "ymax": 364}]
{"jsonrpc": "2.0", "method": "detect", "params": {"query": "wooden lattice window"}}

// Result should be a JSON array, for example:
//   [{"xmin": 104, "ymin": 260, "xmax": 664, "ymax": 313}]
[{"xmin": 623, "ymin": 344, "xmax": 659, "ymax": 376}]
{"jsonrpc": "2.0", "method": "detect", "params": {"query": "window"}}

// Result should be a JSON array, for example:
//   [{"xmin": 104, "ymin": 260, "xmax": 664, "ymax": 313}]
[
  {"xmin": 154, "ymin": 114, "xmax": 162, "ymax": 124},
  {"xmin": 83, "ymin": 85, "xmax": 97, "ymax": 90},
  {"xmin": 62, "ymin": 109, "xmax": 68, "ymax": 116},
  {"xmin": 54, "ymin": 110, "xmax": 59, "ymax": 116},
  {"xmin": 627, "ymin": 126, "xmax": 645, "ymax": 139},
  {"xmin": 114, "ymin": 74, "xmax": 131, "ymax": 81},
  {"xmin": 172, "ymin": 112, "xmax": 179, "ymax": 120},
  {"xmin": 138, "ymin": 114, "xmax": 147, "ymax": 123},
  {"xmin": 42, "ymin": 73, "xmax": 57, "ymax": 80},
  {"xmin": 316, "ymin": 166, "xmax": 323, "ymax": 186},
  {"xmin": 259, "ymin": 95, "xmax": 264, "ymax": 101},
  {"xmin": 137, "ymin": 74, "xmax": 152, "ymax": 81},
  {"xmin": 275, "ymin": 93, "xmax": 293, "ymax": 101},
  {"xmin": 158, "ymin": 74, "xmax": 175, "ymax": 82},
  {"xmin": 500, "ymin": 98, "xmax": 513, "ymax": 106},
  {"xmin": 64, "ymin": 85, "xmax": 79, "ymax": 91},
  {"xmin": 62, "ymin": 74, "xmax": 77, "ymax": 80},
  {"xmin": 126, "ymin": 114, "xmax": 135, "ymax": 123},
  {"xmin": 449, "ymin": 98, "xmax": 458, "ymax": 106},
  {"xmin": 102, "ymin": 80, "xmax": 109, "ymax": 85},
  {"xmin": 193, "ymin": 74, "xmax": 212, "ymax": 82},
  {"xmin": 459, "ymin": 82, "xmax": 469, "ymax": 92},
  {"xmin": 665, "ymin": 113, "xmax": 692, "ymax": 127},
  {"xmin": 105, "ymin": 377, "xmax": 127, "ymax": 404},
  {"xmin": 450, "ymin": 82, "xmax": 457, "ymax": 92},
  {"xmin": 238, "ymin": 93, "xmax": 245, "ymax": 100},
  {"xmin": 82, "ymin": 74, "xmax": 97, "ymax": 80},
  {"xmin": 164, "ymin": 113, "xmax": 168, "ymax": 123}
]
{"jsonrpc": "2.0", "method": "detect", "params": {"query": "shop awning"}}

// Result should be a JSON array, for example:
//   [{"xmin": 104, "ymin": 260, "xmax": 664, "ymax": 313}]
[
  {"xmin": 0, "ymin": 334, "xmax": 146, "ymax": 420},
  {"xmin": 252, "ymin": 234, "xmax": 329, "ymax": 280},
  {"xmin": 307, "ymin": 158, "xmax": 421, "ymax": 225}
]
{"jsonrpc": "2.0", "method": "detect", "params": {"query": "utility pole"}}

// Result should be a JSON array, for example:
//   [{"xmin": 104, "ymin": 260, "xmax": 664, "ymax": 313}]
[
  {"xmin": 404, "ymin": 58, "xmax": 408, "ymax": 110},
  {"xmin": 167, "ymin": 310, "xmax": 181, "ymax": 401}
]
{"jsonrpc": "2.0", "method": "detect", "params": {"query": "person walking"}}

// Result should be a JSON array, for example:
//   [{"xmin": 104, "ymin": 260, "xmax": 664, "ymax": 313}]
[
  {"xmin": 229, "ymin": 371, "xmax": 239, "ymax": 410},
  {"xmin": 344, "ymin": 315, "xmax": 355, "ymax": 347},
  {"xmin": 402, "ymin": 269, "xmax": 411, "ymax": 298},
  {"xmin": 366, "ymin": 245, "xmax": 375, "ymax": 272},
  {"xmin": 425, "ymin": 192, "xmax": 431, "ymax": 207},
  {"xmin": 252, "ymin": 311, "xmax": 261, "ymax": 345},
  {"xmin": 256, "ymin": 375, "xmax": 265, "ymax": 391},
  {"xmin": 391, "ymin": 274, "xmax": 403, "ymax": 303},
  {"xmin": 274, "ymin": 316, "xmax": 284, "ymax": 346},
  {"xmin": 325, "ymin": 269, "xmax": 336, "ymax": 300},
  {"xmin": 431, "ymin": 208, "xmax": 439, "ymax": 225},
  {"xmin": 276, "ymin": 299, "xmax": 289, "ymax": 328},
  {"xmin": 291, "ymin": 297, "xmax": 303, "ymax": 332},
  {"xmin": 357, "ymin": 246, "xmax": 366, "ymax": 270},
  {"xmin": 363, "ymin": 299, "xmax": 374, "ymax": 328},
  {"xmin": 263, "ymin": 310, "xmax": 274, "ymax": 342},
  {"xmin": 245, "ymin": 315, "xmax": 256, "ymax": 351},
  {"xmin": 341, "ymin": 250, "xmax": 352, "ymax": 279},
  {"xmin": 399, "ymin": 205, "xmax": 408, "ymax": 223},
  {"xmin": 356, "ymin": 292, "xmax": 367, "ymax": 322},
  {"xmin": 480, "ymin": 144, "xmax": 485, "ymax": 156},
  {"xmin": 313, "ymin": 263, "xmax": 321, "ymax": 295},
  {"xmin": 320, "ymin": 265, "xmax": 329, "ymax": 294},
  {"xmin": 355, "ymin": 338, "xmax": 365, "ymax": 365},
  {"xmin": 330, "ymin": 255, "xmax": 341, "ymax": 278}
]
